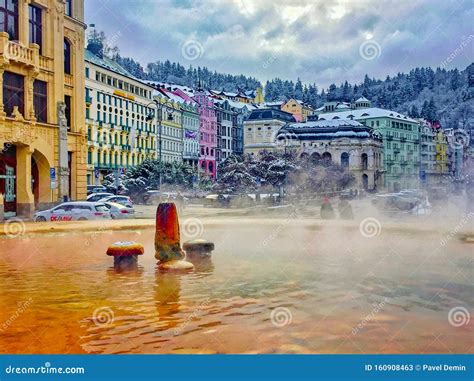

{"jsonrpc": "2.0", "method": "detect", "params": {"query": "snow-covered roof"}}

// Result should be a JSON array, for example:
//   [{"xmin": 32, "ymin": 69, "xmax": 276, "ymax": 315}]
[
  {"xmin": 289, "ymin": 119, "xmax": 363, "ymax": 129},
  {"xmin": 317, "ymin": 107, "xmax": 417, "ymax": 123},
  {"xmin": 277, "ymin": 119, "xmax": 377, "ymax": 142},
  {"xmin": 355, "ymin": 96, "xmax": 370, "ymax": 103},
  {"xmin": 264, "ymin": 101, "xmax": 284, "ymax": 107},
  {"xmin": 214, "ymin": 98, "xmax": 257, "ymax": 111},
  {"xmin": 85, "ymin": 49, "xmax": 154, "ymax": 89},
  {"xmin": 146, "ymin": 81, "xmax": 195, "ymax": 97}
]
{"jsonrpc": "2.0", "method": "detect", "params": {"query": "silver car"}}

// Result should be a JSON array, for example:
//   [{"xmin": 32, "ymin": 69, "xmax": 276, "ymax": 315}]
[
  {"xmin": 103, "ymin": 201, "xmax": 136, "ymax": 219},
  {"xmin": 34, "ymin": 202, "xmax": 112, "ymax": 222},
  {"xmin": 100, "ymin": 195, "xmax": 133, "ymax": 208},
  {"xmin": 87, "ymin": 192, "xmax": 114, "ymax": 202}
]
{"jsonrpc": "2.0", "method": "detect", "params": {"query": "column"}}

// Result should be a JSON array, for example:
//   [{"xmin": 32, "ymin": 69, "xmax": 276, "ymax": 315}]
[
  {"xmin": 0, "ymin": 66, "xmax": 6, "ymax": 118},
  {"xmin": 16, "ymin": 145, "xmax": 35, "ymax": 217},
  {"xmin": 25, "ymin": 69, "xmax": 39, "ymax": 121}
]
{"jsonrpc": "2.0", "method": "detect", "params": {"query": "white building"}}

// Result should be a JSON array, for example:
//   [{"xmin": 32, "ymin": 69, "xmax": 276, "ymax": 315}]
[{"xmin": 85, "ymin": 49, "xmax": 157, "ymax": 184}]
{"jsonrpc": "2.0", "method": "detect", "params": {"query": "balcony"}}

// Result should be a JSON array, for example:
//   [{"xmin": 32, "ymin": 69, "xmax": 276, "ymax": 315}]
[
  {"xmin": 0, "ymin": 33, "xmax": 39, "ymax": 69},
  {"xmin": 39, "ymin": 55, "xmax": 53, "ymax": 72},
  {"xmin": 400, "ymin": 137, "xmax": 406, "ymax": 142},
  {"xmin": 85, "ymin": 95, "xmax": 93, "ymax": 105},
  {"xmin": 385, "ymin": 135, "xmax": 393, "ymax": 141}
]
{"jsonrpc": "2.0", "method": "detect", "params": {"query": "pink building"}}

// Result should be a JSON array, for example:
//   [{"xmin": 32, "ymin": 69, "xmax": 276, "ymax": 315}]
[{"xmin": 193, "ymin": 90, "xmax": 217, "ymax": 179}]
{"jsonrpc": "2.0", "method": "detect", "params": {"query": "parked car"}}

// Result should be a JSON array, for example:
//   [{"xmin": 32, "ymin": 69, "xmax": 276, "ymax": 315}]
[
  {"xmin": 87, "ymin": 185, "xmax": 107, "ymax": 196},
  {"xmin": 100, "ymin": 195, "xmax": 133, "ymax": 208},
  {"xmin": 372, "ymin": 193, "xmax": 418, "ymax": 211},
  {"xmin": 34, "ymin": 202, "xmax": 111, "ymax": 222},
  {"xmin": 87, "ymin": 192, "xmax": 114, "ymax": 202},
  {"xmin": 103, "ymin": 202, "xmax": 135, "ymax": 219},
  {"xmin": 141, "ymin": 190, "xmax": 162, "ymax": 205},
  {"xmin": 227, "ymin": 194, "xmax": 255, "ymax": 208}
]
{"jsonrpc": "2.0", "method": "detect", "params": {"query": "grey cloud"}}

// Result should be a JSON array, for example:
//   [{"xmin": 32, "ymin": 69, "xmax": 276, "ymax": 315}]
[{"xmin": 85, "ymin": 0, "xmax": 473, "ymax": 88}]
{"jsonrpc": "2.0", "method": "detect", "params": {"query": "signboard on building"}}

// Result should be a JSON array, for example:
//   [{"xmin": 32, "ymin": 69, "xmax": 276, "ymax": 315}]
[{"xmin": 50, "ymin": 168, "xmax": 56, "ymax": 189}]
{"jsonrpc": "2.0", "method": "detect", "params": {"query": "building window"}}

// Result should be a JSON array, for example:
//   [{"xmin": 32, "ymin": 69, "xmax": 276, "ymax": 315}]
[
  {"xmin": 0, "ymin": 0, "xmax": 19, "ymax": 40},
  {"xmin": 64, "ymin": 39, "xmax": 71, "ymax": 74},
  {"xmin": 33, "ymin": 79, "xmax": 47, "ymax": 123},
  {"xmin": 28, "ymin": 4, "xmax": 42, "ymax": 53},
  {"xmin": 341, "ymin": 152, "xmax": 349, "ymax": 168},
  {"xmin": 64, "ymin": 95, "xmax": 71, "ymax": 130},
  {"xmin": 85, "ymin": 67, "xmax": 89, "ymax": 78},
  {"xmin": 65, "ymin": 0, "xmax": 72, "ymax": 17},
  {"xmin": 3, "ymin": 71, "xmax": 24, "ymax": 116}
]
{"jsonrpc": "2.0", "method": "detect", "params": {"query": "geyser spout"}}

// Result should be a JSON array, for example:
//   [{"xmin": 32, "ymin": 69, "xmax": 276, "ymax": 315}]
[{"xmin": 155, "ymin": 202, "xmax": 194, "ymax": 272}]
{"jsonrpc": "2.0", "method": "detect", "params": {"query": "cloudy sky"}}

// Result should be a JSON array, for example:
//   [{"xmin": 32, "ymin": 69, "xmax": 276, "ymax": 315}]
[{"xmin": 85, "ymin": 0, "xmax": 473, "ymax": 88}]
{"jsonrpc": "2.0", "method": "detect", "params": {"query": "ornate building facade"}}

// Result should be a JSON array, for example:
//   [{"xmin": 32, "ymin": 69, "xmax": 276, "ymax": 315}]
[
  {"xmin": 0, "ymin": 0, "xmax": 87, "ymax": 218},
  {"xmin": 85, "ymin": 48, "xmax": 156, "ymax": 185},
  {"xmin": 277, "ymin": 120, "xmax": 384, "ymax": 190}
]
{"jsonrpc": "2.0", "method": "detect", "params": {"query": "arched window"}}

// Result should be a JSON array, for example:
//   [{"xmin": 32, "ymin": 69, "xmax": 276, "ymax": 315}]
[
  {"xmin": 322, "ymin": 152, "xmax": 332, "ymax": 165},
  {"xmin": 311, "ymin": 152, "xmax": 321, "ymax": 164},
  {"xmin": 64, "ymin": 39, "xmax": 71, "ymax": 74},
  {"xmin": 341, "ymin": 152, "xmax": 349, "ymax": 168}
]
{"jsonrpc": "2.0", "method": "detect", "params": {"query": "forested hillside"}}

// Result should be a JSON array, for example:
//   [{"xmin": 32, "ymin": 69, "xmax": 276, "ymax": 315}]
[{"xmin": 89, "ymin": 31, "xmax": 473, "ymax": 129}]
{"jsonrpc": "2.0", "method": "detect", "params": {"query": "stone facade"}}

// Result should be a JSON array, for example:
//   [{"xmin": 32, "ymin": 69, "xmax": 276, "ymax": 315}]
[
  {"xmin": 277, "ymin": 120, "xmax": 384, "ymax": 190},
  {"xmin": 243, "ymin": 108, "xmax": 295, "ymax": 155},
  {"xmin": 0, "ymin": 0, "xmax": 87, "ymax": 218}
]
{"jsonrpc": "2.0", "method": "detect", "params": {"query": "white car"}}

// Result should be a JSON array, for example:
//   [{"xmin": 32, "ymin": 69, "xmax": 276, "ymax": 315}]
[
  {"xmin": 87, "ymin": 192, "xmax": 114, "ymax": 202},
  {"xmin": 104, "ymin": 201, "xmax": 136, "ymax": 219},
  {"xmin": 100, "ymin": 195, "xmax": 133, "ymax": 208},
  {"xmin": 34, "ymin": 202, "xmax": 112, "ymax": 222}
]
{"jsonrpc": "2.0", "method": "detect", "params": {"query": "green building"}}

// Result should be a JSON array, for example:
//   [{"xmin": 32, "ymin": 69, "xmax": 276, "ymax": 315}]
[{"xmin": 316, "ymin": 99, "xmax": 421, "ymax": 190}]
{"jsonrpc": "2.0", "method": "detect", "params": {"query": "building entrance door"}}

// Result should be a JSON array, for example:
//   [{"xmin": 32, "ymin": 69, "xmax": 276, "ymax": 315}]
[{"xmin": 0, "ymin": 146, "xmax": 17, "ymax": 217}]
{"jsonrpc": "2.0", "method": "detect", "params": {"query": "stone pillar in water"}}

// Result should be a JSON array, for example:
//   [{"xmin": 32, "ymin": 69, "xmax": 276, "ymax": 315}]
[{"xmin": 155, "ymin": 202, "xmax": 194, "ymax": 271}]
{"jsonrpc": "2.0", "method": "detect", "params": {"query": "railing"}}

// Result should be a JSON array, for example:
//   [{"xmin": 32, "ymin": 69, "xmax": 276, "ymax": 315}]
[
  {"xmin": 64, "ymin": 74, "xmax": 73, "ymax": 87},
  {"xmin": 39, "ymin": 55, "xmax": 53, "ymax": 71},
  {"xmin": 0, "ymin": 33, "xmax": 39, "ymax": 68}
]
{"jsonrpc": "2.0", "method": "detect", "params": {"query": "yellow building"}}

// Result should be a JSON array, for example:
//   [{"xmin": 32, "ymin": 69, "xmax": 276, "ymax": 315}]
[
  {"xmin": 434, "ymin": 129, "xmax": 449, "ymax": 174},
  {"xmin": 281, "ymin": 98, "xmax": 313, "ymax": 122},
  {"xmin": 0, "ymin": 0, "xmax": 86, "ymax": 218},
  {"xmin": 254, "ymin": 86, "xmax": 264, "ymax": 104}
]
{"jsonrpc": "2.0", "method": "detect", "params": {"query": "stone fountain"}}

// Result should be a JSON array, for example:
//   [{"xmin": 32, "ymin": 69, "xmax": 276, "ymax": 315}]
[{"xmin": 155, "ymin": 202, "xmax": 194, "ymax": 272}]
